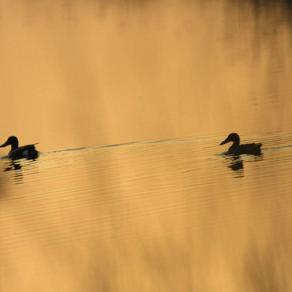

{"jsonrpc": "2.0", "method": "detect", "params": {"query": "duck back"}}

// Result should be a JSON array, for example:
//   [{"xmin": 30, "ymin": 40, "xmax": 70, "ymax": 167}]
[
  {"xmin": 9, "ymin": 144, "xmax": 39, "ymax": 160},
  {"xmin": 229, "ymin": 143, "xmax": 262, "ymax": 155}
]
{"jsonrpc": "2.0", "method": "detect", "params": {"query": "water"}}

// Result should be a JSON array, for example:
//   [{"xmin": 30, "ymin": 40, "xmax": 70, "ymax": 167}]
[
  {"xmin": 1, "ymin": 134, "xmax": 292, "ymax": 291},
  {"xmin": 1, "ymin": 0, "xmax": 292, "ymax": 291}
]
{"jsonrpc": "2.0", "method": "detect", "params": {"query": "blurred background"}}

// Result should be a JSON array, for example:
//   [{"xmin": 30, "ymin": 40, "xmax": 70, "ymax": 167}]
[
  {"xmin": 1, "ymin": 1, "xmax": 292, "ymax": 291},
  {"xmin": 0, "ymin": 0, "xmax": 292, "ymax": 151}
]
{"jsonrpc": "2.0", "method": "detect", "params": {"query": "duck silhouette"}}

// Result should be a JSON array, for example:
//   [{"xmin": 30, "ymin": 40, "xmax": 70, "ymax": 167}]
[
  {"xmin": 0, "ymin": 136, "xmax": 38, "ymax": 160},
  {"xmin": 220, "ymin": 133, "xmax": 262, "ymax": 155}
]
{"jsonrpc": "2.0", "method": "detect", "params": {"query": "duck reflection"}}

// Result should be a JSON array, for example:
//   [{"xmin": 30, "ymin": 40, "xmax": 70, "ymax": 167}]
[
  {"xmin": 223, "ymin": 154, "xmax": 263, "ymax": 177},
  {"xmin": 228, "ymin": 155, "xmax": 244, "ymax": 171},
  {"xmin": 4, "ymin": 160, "xmax": 22, "ymax": 172},
  {"xmin": 2, "ymin": 156, "xmax": 38, "ymax": 184},
  {"xmin": 2, "ymin": 160, "xmax": 23, "ymax": 184}
]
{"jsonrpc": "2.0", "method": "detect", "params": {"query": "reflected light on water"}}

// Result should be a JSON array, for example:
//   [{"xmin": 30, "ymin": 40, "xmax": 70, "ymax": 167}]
[
  {"xmin": 0, "ymin": 0, "xmax": 292, "ymax": 150},
  {"xmin": 1, "ymin": 1, "xmax": 292, "ymax": 291}
]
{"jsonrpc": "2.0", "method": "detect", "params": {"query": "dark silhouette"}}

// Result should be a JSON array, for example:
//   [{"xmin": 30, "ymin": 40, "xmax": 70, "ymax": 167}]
[
  {"xmin": 0, "ymin": 136, "xmax": 39, "ymax": 160},
  {"xmin": 4, "ymin": 160, "xmax": 22, "ymax": 171},
  {"xmin": 2, "ymin": 160, "xmax": 24, "ymax": 184},
  {"xmin": 220, "ymin": 133, "xmax": 262, "ymax": 155},
  {"xmin": 228, "ymin": 156, "xmax": 244, "ymax": 171},
  {"xmin": 232, "ymin": 0, "xmax": 292, "ymax": 14}
]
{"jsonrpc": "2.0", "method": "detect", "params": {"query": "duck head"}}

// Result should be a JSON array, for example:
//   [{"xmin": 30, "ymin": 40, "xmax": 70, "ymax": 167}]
[
  {"xmin": 220, "ymin": 133, "xmax": 240, "ymax": 146},
  {"xmin": 0, "ymin": 136, "xmax": 19, "ymax": 151}
]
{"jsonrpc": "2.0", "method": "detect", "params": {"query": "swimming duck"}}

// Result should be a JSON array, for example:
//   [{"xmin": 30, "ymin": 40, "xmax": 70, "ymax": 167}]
[
  {"xmin": 220, "ymin": 133, "xmax": 262, "ymax": 155},
  {"xmin": 0, "ymin": 136, "xmax": 38, "ymax": 160}
]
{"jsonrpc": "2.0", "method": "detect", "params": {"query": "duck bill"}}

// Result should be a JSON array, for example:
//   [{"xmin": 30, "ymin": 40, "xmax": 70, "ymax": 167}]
[
  {"xmin": 220, "ymin": 138, "xmax": 229, "ymax": 145},
  {"xmin": 0, "ymin": 140, "xmax": 9, "ymax": 147}
]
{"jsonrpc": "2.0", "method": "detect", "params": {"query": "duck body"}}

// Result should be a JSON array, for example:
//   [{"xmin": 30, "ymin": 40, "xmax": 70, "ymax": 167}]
[
  {"xmin": 225, "ymin": 143, "xmax": 262, "ymax": 155},
  {"xmin": 220, "ymin": 133, "xmax": 262, "ymax": 156},
  {"xmin": 0, "ymin": 136, "xmax": 38, "ymax": 160},
  {"xmin": 9, "ymin": 144, "xmax": 38, "ymax": 160}
]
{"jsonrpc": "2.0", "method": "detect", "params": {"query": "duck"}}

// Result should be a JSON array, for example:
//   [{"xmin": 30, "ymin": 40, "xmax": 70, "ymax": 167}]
[
  {"xmin": 220, "ymin": 133, "xmax": 262, "ymax": 155},
  {"xmin": 0, "ymin": 136, "xmax": 39, "ymax": 160}
]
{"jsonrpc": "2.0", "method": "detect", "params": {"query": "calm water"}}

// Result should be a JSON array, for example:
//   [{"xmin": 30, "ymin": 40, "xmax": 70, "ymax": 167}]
[
  {"xmin": 1, "ymin": 134, "xmax": 292, "ymax": 291},
  {"xmin": 1, "ymin": 0, "xmax": 292, "ymax": 291}
]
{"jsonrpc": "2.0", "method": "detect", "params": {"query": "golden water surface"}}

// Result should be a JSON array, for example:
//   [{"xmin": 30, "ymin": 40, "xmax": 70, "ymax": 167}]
[{"xmin": 1, "ymin": 1, "xmax": 292, "ymax": 291}]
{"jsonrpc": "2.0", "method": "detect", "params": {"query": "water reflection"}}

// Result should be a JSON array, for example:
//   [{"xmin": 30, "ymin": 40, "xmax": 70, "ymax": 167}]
[
  {"xmin": 0, "ymin": 0, "xmax": 292, "ymax": 291},
  {"xmin": 232, "ymin": 0, "xmax": 292, "ymax": 16},
  {"xmin": 0, "ymin": 134, "xmax": 291, "ymax": 291},
  {"xmin": 228, "ymin": 155, "xmax": 244, "ymax": 171},
  {"xmin": 4, "ymin": 160, "xmax": 22, "ymax": 172},
  {"xmin": 1, "ymin": 156, "xmax": 39, "ymax": 185},
  {"xmin": 3, "ymin": 160, "xmax": 24, "ymax": 184},
  {"xmin": 222, "ymin": 153, "xmax": 264, "ymax": 178}
]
